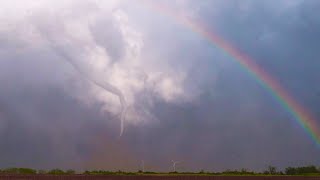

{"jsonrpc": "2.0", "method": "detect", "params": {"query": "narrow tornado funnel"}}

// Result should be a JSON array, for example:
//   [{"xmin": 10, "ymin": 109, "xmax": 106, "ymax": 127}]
[{"xmin": 52, "ymin": 46, "xmax": 128, "ymax": 137}]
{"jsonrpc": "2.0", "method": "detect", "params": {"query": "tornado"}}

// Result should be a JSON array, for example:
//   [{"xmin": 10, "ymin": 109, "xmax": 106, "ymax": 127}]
[{"xmin": 52, "ymin": 45, "xmax": 128, "ymax": 137}]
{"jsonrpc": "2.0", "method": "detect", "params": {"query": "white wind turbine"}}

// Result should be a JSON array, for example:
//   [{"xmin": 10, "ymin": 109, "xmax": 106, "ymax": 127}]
[
  {"xmin": 171, "ymin": 160, "xmax": 180, "ymax": 172},
  {"xmin": 141, "ymin": 160, "xmax": 145, "ymax": 172}
]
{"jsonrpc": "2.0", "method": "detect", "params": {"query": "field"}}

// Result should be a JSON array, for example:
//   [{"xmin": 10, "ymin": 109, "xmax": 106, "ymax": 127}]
[{"xmin": 0, "ymin": 175, "xmax": 319, "ymax": 180}]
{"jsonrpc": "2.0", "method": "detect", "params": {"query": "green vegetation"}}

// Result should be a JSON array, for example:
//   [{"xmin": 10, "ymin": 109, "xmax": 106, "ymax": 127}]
[
  {"xmin": 285, "ymin": 166, "xmax": 319, "ymax": 175},
  {"xmin": 0, "ymin": 166, "xmax": 319, "ymax": 176},
  {"xmin": 0, "ymin": 168, "xmax": 37, "ymax": 175}
]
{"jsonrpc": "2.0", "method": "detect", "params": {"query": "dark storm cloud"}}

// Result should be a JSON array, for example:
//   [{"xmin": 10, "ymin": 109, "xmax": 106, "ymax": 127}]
[
  {"xmin": 120, "ymin": 0, "xmax": 320, "ymax": 171},
  {"xmin": 0, "ymin": 0, "xmax": 319, "ymax": 172},
  {"xmin": 198, "ymin": 0, "xmax": 320, "ymax": 103}
]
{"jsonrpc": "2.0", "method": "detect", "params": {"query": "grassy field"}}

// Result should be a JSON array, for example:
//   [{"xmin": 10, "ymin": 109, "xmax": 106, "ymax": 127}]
[{"xmin": 1, "ymin": 167, "xmax": 319, "ymax": 178}]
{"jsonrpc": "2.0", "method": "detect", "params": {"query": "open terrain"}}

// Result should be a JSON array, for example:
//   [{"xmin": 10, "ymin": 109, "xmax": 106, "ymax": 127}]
[{"xmin": 0, "ymin": 175, "xmax": 319, "ymax": 180}]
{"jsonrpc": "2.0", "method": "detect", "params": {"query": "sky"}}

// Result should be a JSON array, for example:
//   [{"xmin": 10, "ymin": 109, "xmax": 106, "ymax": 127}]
[{"xmin": 0, "ymin": 0, "xmax": 319, "ymax": 172}]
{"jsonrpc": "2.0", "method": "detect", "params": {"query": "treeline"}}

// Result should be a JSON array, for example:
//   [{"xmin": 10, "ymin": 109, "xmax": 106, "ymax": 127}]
[
  {"xmin": 261, "ymin": 165, "xmax": 320, "ymax": 175},
  {"xmin": 284, "ymin": 166, "xmax": 320, "ymax": 175},
  {"xmin": 0, "ymin": 168, "xmax": 75, "ymax": 175},
  {"xmin": 0, "ymin": 166, "xmax": 319, "ymax": 176}
]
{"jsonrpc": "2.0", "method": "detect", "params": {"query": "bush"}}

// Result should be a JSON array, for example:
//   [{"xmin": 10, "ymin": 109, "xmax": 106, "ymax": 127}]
[
  {"xmin": 285, "ymin": 166, "xmax": 319, "ymax": 175},
  {"xmin": 2, "ymin": 168, "xmax": 36, "ymax": 174},
  {"xmin": 38, "ymin": 170, "xmax": 47, "ymax": 174},
  {"xmin": 48, "ymin": 169, "xmax": 65, "ymax": 175},
  {"xmin": 66, "ymin": 169, "xmax": 75, "ymax": 175}
]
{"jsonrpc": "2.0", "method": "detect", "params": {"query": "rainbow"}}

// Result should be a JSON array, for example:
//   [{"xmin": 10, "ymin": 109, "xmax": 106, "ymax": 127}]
[{"xmin": 140, "ymin": 1, "xmax": 320, "ymax": 146}]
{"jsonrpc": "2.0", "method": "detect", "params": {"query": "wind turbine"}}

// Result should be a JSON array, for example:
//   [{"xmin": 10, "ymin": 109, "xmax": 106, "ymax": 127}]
[
  {"xmin": 171, "ymin": 160, "xmax": 180, "ymax": 172},
  {"xmin": 141, "ymin": 160, "xmax": 145, "ymax": 172}
]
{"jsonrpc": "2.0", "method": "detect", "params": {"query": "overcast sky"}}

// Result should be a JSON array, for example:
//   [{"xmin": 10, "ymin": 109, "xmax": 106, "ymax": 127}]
[{"xmin": 0, "ymin": 0, "xmax": 319, "ymax": 172}]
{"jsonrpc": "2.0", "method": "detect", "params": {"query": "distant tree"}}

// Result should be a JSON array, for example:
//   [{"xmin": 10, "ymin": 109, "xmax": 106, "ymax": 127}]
[
  {"xmin": 169, "ymin": 171, "xmax": 178, "ymax": 174},
  {"xmin": 224, "ymin": 169, "xmax": 232, "ymax": 174},
  {"xmin": 66, "ymin": 169, "xmax": 75, "ymax": 175},
  {"xmin": 264, "ymin": 166, "xmax": 277, "ymax": 175},
  {"xmin": 83, "ymin": 170, "xmax": 90, "ymax": 175},
  {"xmin": 299, "ymin": 166, "xmax": 319, "ymax": 174},
  {"xmin": 240, "ymin": 168, "xmax": 251, "ymax": 174},
  {"xmin": 285, "ymin": 166, "xmax": 319, "ymax": 175},
  {"xmin": 1, "ymin": 168, "xmax": 36, "ymax": 174},
  {"xmin": 48, "ymin": 169, "xmax": 65, "ymax": 175},
  {"xmin": 2, "ymin": 168, "xmax": 16, "ymax": 174},
  {"xmin": 18, "ymin": 168, "xmax": 37, "ymax": 174},
  {"xmin": 285, "ymin": 167, "xmax": 296, "ymax": 175},
  {"xmin": 38, "ymin": 170, "xmax": 47, "ymax": 174}
]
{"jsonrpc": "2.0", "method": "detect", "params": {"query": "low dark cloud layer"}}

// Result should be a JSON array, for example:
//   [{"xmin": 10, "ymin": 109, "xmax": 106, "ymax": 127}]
[{"xmin": 0, "ymin": 0, "xmax": 319, "ymax": 172}]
